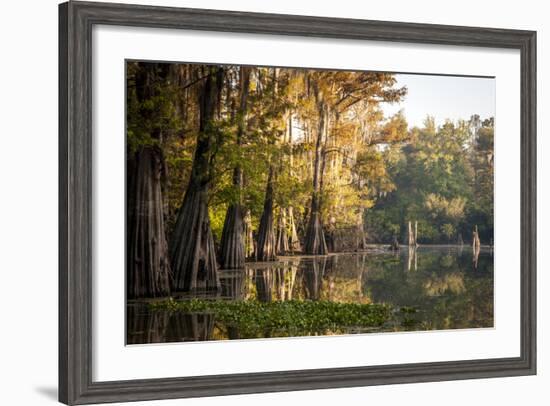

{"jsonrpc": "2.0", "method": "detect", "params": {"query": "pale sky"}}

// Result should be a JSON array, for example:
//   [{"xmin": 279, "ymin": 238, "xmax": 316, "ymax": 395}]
[{"xmin": 382, "ymin": 73, "xmax": 496, "ymax": 128}]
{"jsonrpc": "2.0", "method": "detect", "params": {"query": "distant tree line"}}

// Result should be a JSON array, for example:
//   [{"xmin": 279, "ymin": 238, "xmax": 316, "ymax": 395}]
[{"xmin": 364, "ymin": 115, "xmax": 494, "ymax": 245}]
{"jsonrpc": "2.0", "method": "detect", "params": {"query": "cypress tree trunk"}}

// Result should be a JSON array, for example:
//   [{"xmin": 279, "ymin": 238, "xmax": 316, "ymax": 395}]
[
  {"xmin": 170, "ymin": 67, "xmax": 224, "ymax": 291},
  {"xmin": 285, "ymin": 115, "xmax": 302, "ymax": 254},
  {"xmin": 220, "ymin": 67, "xmax": 251, "ymax": 269},
  {"xmin": 256, "ymin": 68, "xmax": 279, "ymax": 262},
  {"xmin": 355, "ymin": 220, "xmax": 367, "ymax": 251},
  {"xmin": 127, "ymin": 62, "xmax": 172, "ymax": 299},
  {"xmin": 243, "ymin": 209, "xmax": 255, "ymax": 258},
  {"xmin": 256, "ymin": 166, "xmax": 277, "ymax": 261},
  {"xmin": 127, "ymin": 146, "xmax": 172, "ymax": 298},
  {"xmin": 275, "ymin": 207, "xmax": 290, "ymax": 255},
  {"xmin": 219, "ymin": 201, "xmax": 244, "ymax": 269},
  {"xmin": 472, "ymin": 225, "xmax": 481, "ymax": 269},
  {"xmin": 275, "ymin": 111, "xmax": 292, "ymax": 256},
  {"xmin": 407, "ymin": 220, "xmax": 418, "ymax": 246},
  {"xmin": 287, "ymin": 206, "xmax": 301, "ymax": 253},
  {"xmin": 304, "ymin": 93, "xmax": 328, "ymax": 255},
  {"xmin": 304, "ymin": 188, "xmax": 327, "ymax": 256}
]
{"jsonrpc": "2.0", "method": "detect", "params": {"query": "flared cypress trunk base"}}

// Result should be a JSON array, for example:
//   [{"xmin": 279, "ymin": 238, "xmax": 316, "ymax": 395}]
[
  {"xmin": 287, "ymin": 206, "xmax": 301, "ymax": 253},
  {"xmin": 275, "ymin": 208, "xmax": 290, "ymax": 255},
  {"xmin": 256, "ymin": 209, "xmax": 276, "ymax": 261},
  {"xmin": 304, "ymin": 212, "xmax": 328, "ymax": 255},
  {"xmin": 170, "ymin": 186, "xmax": 220, "ymax": 292},
  {"xmin": 127, "ymin": 147, "xmax": 172, "ymax": 299},
  {"xmin": 219, "ymin": 204, "xmax": 245, "ymax": 269},
  {"xmin": 256, "ymin": 167, "xmax": 277, "ymax": 262}
]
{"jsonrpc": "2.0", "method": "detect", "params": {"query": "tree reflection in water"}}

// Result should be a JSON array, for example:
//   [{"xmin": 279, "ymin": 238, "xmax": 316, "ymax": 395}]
[
  {"xmin": 127, "ymin": 247, "xmax": 493, "ymax": 344},
  {"xmin": 127, "ymin": 305, "xmax": 215, "ymax": 344}
]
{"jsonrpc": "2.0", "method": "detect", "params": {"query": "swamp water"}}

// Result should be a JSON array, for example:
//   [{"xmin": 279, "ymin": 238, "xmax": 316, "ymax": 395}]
[{"xmin": 127, "ymin": 246, "xmax": 493, "ymax": 344}]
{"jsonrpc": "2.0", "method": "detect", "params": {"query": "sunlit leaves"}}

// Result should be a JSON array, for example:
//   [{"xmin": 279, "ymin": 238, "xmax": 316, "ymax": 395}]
[{"xmin": 425, "ymin": 193, "xmax": 466, "ymax": 221}]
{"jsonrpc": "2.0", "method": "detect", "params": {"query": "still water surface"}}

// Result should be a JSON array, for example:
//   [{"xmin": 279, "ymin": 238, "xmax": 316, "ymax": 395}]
[{"xmin": 127, "ymin": 246, "xmax": 493, "ymax": 344}]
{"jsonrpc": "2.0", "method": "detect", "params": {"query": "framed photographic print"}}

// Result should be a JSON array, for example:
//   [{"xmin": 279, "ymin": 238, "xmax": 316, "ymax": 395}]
[{"xmin": 59, "ymin": 1, "xmax": 536, "ymax": 404}]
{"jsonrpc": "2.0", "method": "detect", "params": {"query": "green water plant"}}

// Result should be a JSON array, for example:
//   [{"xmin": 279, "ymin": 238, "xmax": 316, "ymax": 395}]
[{"xmin": 150, "ymin": 298, "xmax": 393, "ymax": 337}]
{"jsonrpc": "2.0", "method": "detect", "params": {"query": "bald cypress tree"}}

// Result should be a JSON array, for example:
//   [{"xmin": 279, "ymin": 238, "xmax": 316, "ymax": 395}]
[
  {"xmin": 169, "ymin": 67, "xmax": 224, "ymax": 291},
  {"xmin": 127, "ymin": 62, "xmax": 172, "ymax": 298},
  {"xmin": 219, "ymin": 67, "xmax": 251, "ymax": 269},
  {"xmin": 256, "ymin": 68, "xmax": 280, "ymax": 262},
  {"xmin": 304, "ymin": 82, "xmax": 329, "ymax": 255}
]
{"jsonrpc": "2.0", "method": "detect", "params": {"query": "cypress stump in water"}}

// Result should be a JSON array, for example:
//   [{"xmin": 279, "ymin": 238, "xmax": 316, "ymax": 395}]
[
  {"xmin": 406, "ymin": 220, "xmax": 419, "ymax": 247},
  {"xmin": 169, "ymin": 67, "xmax": 224, "ymax": 292},
  {"xmin": 472, "ymin": 225, "xmax": 481, "ymax": 269}
]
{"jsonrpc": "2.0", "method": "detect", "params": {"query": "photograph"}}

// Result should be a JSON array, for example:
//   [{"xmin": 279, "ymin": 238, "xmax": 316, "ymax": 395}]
[{"xmin": 125, "ymin": 61, "xmax": 495, "ymax": 344}]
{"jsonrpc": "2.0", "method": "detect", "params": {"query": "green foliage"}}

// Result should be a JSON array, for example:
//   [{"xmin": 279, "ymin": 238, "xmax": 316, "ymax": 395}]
[
  {"xmin": 126, "ymin": 62, "xmax": 183, "ymax": 154},
  {"xmin": 365, "ymin": 116, "xmax": 494, "ymax": 244},
  {"xmin": 441, "ymin": 223, "xmax": 455, "ymax": 242}
]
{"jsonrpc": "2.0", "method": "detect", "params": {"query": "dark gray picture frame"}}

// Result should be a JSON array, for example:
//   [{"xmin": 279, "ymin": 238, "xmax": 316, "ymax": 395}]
[{"xmin": 59, "ymin": 1, "xmax": 537, "ymax": 404}]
